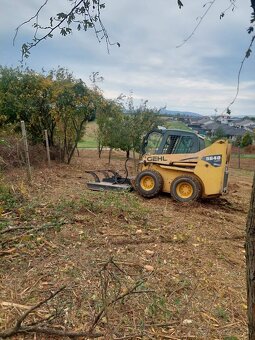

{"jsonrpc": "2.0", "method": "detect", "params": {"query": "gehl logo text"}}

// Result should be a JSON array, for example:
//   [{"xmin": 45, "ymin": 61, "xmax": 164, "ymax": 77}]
[{"xmin": 146, "ymin": 156, "xmax": 167, "ymax": 162}]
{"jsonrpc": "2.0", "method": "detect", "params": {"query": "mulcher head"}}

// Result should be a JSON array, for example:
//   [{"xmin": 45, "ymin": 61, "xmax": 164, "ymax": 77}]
[{"xmin": 85, "ymin": 169, "xmax": 132, "ymax": 192}]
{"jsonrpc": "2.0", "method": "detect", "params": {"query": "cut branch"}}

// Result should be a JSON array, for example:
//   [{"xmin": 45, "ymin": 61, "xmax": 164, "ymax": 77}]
[
  {"xmin": 0, "ymin": 285, "xmax": 103, "ymax": 339},
  {"xmin": 0, "ymin": 286, "xmax": 65, "ymax": 338},
  {"xmin": 176, "ymin": 0, "xmax": 216, "ymax": 48}
]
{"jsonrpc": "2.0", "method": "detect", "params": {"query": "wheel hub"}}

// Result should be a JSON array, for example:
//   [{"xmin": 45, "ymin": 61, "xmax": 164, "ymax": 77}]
[
  {"xmin": 140, "ymin": 175, "xmax": 155, "ymax": 191},
  {"xmin": 176, "ymin": 182, "xmax": 193, "ymax": 198}
]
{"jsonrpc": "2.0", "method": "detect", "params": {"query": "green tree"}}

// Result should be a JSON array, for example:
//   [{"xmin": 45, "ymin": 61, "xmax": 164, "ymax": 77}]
[
  {"xmin": 0, "ymin": 66, "xmax": 103, "ymax": 164},
  {"xmin": 52, "ymin": 68, "xmax": 99, "ymax": 163},
  {"xmin": 241, "ymin": 132, "xmax": 253, "ymax": 147},
  {"xmin": 96, "ymin": 98, "xmax": 123, "ymax": 158},
  {"xmin": 126, "ymin": 106, "xmax": 161, "ymax": 154},
  {"xmin": 0, "ymin": 67, "xmax": 21, "ymax": 126},
  {"xmin": 211, "ymin": 127, "xmax": 226, "ymax": 143},
  {"xmin": 0, "ymin": 66, "xmax": 56, "ymax": 145},
  {"xmin": 96, "ymin": 96, "xmax": 161, "ymax": 160},
  {"xmin": 234, "ymin": 135, "xmax": 242, "ymax": 147},
  {"xmin": 116, "ymin": 96, "xmax": 161, "ymax": 157}
]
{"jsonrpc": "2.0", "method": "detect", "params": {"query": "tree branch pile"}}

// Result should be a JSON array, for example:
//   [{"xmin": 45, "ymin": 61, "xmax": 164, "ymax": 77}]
[{"xmin": 0, "ymin": 258, "xmax": 153, "ymax": 339}]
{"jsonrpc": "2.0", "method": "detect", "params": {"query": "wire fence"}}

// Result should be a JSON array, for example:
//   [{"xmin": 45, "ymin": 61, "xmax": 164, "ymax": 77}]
[{"xmin": 230, "ymin": 146, "xmax": 255, "ymax": 171}]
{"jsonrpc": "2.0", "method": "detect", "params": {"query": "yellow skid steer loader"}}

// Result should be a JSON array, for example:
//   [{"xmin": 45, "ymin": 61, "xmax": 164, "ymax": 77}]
[
  {"xmin": 86, "ymin": 128, "xmax": 231, "ymax": 202},
  {"xmin": 135, "ymin": 128, "xmax": 231, "ymax": 202}
]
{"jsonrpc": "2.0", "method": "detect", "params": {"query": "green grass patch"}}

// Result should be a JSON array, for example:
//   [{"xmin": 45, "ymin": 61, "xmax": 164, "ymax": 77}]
[
  {"xmin": 214, "ymin": 306, "xmax": 229, "ymax": 321},
  {"xmin": 77, "ymin": 139, "xmax": 97, "ymax": 149},
  {"xmin": 163, "ymin": 120, "xmax": 191, "ymax": 131},
  {"xmin": 231, "ymin": 153, "xmax": 255, "ymax": 159},
  {"xmin": 78, "ymin": 121, "xmax": 98, "ymax": 149},
  {"xmin": 0, "ymin": 183, "xmax": 23, "ymax": 212}
]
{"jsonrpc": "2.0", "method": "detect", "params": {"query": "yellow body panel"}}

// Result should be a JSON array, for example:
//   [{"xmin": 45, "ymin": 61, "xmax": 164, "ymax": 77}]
[{"xmin": 139, "ymin": 140, "xmax": 230, "ymax": 198}]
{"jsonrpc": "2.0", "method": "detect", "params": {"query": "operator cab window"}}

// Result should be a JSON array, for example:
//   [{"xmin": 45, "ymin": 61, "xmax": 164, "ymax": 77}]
[
  {"xmin": 163, "ymin": 135, "xmax": 195, "ymax": 154},
  {"xmin": 144, "ymin": 132, "xmax": 163, "ymax": 154}
]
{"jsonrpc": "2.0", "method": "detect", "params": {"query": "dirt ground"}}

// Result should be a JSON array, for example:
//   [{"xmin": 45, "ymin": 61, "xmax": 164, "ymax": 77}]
[{"xmin": 0, "ymin": 149, "xmax": 254, "ymax": 340}]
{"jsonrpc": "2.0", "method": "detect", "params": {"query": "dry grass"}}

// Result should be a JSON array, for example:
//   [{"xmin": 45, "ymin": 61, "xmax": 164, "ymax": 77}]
[{"xmin": 0, "ymin": 149, "xmax": 253, "ymax": 339}]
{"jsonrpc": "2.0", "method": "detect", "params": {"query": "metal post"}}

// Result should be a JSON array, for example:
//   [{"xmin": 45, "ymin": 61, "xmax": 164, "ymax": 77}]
[
  {"xmin": 44, "ymin": 130, "xmax": 51, "ymax": 167},
  {"xmin": 21, "ymin": 121, "xmax": 32, "ymax": 181},
  {"xmin": 238, "ymin": 146, "xmax": 241, "ymax": 169}
]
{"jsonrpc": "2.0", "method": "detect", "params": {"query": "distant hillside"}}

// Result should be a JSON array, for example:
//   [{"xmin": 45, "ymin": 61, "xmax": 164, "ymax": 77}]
[{"xmin": 160, "ymin": 109, "xmax": 202, "ymax": 117}]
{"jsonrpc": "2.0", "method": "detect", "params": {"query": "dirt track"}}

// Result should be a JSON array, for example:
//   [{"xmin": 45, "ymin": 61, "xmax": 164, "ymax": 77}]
[{"xmin": 0, "ymin": 149, "xmax": 254, "ymax": 339}]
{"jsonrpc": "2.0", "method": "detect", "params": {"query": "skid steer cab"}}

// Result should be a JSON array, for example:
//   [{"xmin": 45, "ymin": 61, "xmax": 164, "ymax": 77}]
[{"xmin": 135, "ymin": 128, "xmax": 231, "ymax": 202}]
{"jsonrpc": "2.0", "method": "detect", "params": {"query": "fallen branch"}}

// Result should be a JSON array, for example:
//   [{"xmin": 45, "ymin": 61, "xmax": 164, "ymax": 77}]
[
  {"xmin": 89, "ymin": 280, "xmax": 145, "ymax": 332},
  {"xmin": 0, "ymin": 248, "xmax": 16, "ymax": 257},
  {"xmin": 1, "ymin": 301, "xmax": 33, "ymax": 310},
  {"xmin": 0, "ymin": 226, "xmax": 32, "ymax": 235},
  {"xmin": 0, "ymin": 286, "xmax": 66, "ymax": 338},
  {"xmin": 0, "ymin": 285, "xmax": 103, "ymax": 339},
  {"xmin": 0, "ymin": 259, "xmax": 154, "ymax": 339},
  {"xmin": 1, "ymin": 222, "xmax": 66, "ymax": 247},
  {"xmin": 218, "ymin": 235, "xmax": 244, "ymax": 240},
  {"xmin": 1, "ymin": 326, "xmax": 103, "ymax": 339}
]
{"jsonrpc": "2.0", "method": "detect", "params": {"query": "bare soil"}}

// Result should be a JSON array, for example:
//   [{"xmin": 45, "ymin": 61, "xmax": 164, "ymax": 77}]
[{"xmin": 0, "ymin": 149, "xmax": 254, "ymax": 339}]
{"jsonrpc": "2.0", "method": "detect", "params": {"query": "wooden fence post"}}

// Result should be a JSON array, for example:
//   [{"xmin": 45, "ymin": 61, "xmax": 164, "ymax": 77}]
[
  {"xmin": 44, "ymin": 130, "xmax": 51, "ymax": 167},
  {"xmin": 238, "ymin": 146, "xmax": 241, "ymax": 169},
  {"xmin": 21, "ymin": 121, "xmax": 32, "ymax": 181}
]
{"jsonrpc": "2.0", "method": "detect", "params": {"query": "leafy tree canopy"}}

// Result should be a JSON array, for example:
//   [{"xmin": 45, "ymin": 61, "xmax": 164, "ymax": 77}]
[{"xmin": 0, "ymin": 66, "xmax": 106, "ymax": 163}]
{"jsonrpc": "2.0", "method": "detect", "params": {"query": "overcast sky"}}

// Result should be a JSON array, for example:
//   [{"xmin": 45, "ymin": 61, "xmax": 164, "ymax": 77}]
[{"xmin": 0, "ymin": 0, "xmax": 255, "ymax": 116}]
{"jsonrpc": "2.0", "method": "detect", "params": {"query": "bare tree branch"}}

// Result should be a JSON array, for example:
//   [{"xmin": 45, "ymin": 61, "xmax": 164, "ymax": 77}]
[
  {"xmin": 219, "ymin": 0, "xmax": 237, "ymax": 20},
  {"xmin": 13, "ymin": 0, "xmax": 120, "ymax": 60},
  {"xmin": 221, "ymin": 34, "xmax": 255, "ymax": 114},
  {"xmin": 13, "ymin": 0, "xmax": 49, "ymax": 46},
  {"xmin": 176, "ymin": 0, "xmax": 216, "ymax": 48}
]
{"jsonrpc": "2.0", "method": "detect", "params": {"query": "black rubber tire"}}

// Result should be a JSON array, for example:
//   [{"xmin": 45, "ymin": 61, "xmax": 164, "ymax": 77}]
[
  {"xmin": 135, "ymin": 170, "xmax": 163, "ymax": 198},
  {"xmin": 170, "ymin": 175, "xmax": 202, "ymax": 202}
]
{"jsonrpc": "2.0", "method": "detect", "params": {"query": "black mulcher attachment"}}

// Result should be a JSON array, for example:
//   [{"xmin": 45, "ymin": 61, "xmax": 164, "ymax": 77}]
[{"xmin": 85, "ymin": 160, "xmax": 132, "ymax": 192}]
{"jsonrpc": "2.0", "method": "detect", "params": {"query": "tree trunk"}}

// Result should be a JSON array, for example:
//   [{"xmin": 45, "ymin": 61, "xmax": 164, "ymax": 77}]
[
  {"xmin": 98, "ymin": 143, "xmax": 103, "ymax": 159},
  {"xmin": 246, "ymin": 172, "xmax": 255, "ymax": 339},
  {"xmin": 251, "ymin": 0, "xmax": 255, "ymax": 14},
  {"xmin": 98, "ymin": 148, "xmax": 102, "ymax": 158},
  {"xmin": 126, "ymin": 150, "xmax": 130, "ymax": 159},
  {"xmin": 108, "ymin": 148, "xmax": 112, "ymax": 164},
  {"xmin": 132, "ymin": 150, "xmax": 137, "ymax": 174}
]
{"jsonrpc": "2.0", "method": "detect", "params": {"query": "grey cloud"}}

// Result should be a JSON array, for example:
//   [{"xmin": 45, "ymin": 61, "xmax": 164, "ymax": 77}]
[{"xmin": 0, "ymin": 0, "xmax": 254, "ymax": 115}]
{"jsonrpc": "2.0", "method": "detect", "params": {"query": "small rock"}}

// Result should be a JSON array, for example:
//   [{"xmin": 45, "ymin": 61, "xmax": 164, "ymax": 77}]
[
  {"xmin": 145, "ymin": 250, "xmax": 154, "ymax": 255},
  {"xmin": 144, "ymin": 265, "xmax": 154, "ymax": 272},
  {"xmin": 182, "ymin": 319, "xmax": 193, "ymax": 325}
]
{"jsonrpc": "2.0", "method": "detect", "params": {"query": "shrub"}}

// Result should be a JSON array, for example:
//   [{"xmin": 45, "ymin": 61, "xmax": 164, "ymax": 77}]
[{"xmin": 241, "ymin": 132, "xmax": 253, "ymax": 147}]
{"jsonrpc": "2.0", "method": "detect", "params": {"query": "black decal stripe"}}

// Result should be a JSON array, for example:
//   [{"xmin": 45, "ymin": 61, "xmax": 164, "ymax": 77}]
[{"xmin": 180, "ymin": 157, "xmax": 199, "ymax": 161}]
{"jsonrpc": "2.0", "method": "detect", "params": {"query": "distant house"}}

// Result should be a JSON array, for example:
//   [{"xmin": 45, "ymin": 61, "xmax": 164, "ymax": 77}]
[
  {"xmin": 189, "ymin": 119, "xmax": 248, "ymax": 141},
  {"xmin": 228, "ymin": 118, "xmax": 243, "ymax": 127},
  {"xmin": 220, "ymin": 125, "xmax": 247, "ymax": 140},
  {"xmin": 198, "ymin": 121, "xmax": 221, "ymax": 136},
  {"xmin": 186, "ymin": 114, "xmax": 254, "ymax": 142},
  {"xmin": 216, "ymin": 115, "xmax": 231, "ymax": 125},
  {"xmin": 234, "ymin": 119, "xmax": 255, "ymax": 129},
  {"xmin": 187, "ymin": 116, "xmax": 212, "ymax": 135}
]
